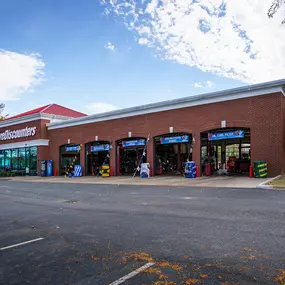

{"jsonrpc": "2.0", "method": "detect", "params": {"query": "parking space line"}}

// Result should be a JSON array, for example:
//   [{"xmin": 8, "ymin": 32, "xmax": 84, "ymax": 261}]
[
  {"xmin": 0, "ymin": 237, "xmax": 44, "ymax": 251},
  {"xmin": 109, "ymin": 262, "xmax": 155, "ymax": 285}
]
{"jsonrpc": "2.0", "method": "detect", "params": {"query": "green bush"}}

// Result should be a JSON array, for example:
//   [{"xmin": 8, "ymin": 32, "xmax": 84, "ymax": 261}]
[{"xmin": 0, "ymin": 172, "xmax": 16, "ymax": 177}]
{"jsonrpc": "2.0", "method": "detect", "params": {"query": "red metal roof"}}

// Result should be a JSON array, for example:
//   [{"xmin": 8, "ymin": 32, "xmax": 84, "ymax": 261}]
[{"xmin": 6, "ymin": 104, "xmax": 87, "ymax": 121}]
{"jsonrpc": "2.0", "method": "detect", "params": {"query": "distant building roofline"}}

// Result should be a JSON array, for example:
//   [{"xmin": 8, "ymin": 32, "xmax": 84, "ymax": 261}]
[{"xmin": 0, "ymin": 104, "xmax": 86, "ymax": 128}]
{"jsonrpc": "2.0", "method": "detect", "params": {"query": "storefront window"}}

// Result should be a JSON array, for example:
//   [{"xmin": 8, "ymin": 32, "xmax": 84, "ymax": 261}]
[
  {"xmin": 11, "ymin": 149, "xmax": 19, "ymax": 170},
  {"xmin": 241, "ymin": 144, "xmax": 250, "ymax": 159},
  {"xmin": 4, "ymin": 150, "xmax": 11, "ymax": 170},
  {"xmin": 0, "ymin": 150, "xmax": 4, "ymax": 172},
  {"xmin": 226, "ymin": 144, "xmax": 239, "ymax": 161},
  {"xmin": 0, "ymin": 147, "xmax": 37, "ymax": 175},
  {"xmin": 201, "ymin": 146, "xmax": 207, "ymax": 162},
  {"xmin": 19, "ymin": 148, "xmax": 26, "ymax": 170},
  {"xmin": 217, "ymin": 145, "xmax": 222, "ymax": 167}
]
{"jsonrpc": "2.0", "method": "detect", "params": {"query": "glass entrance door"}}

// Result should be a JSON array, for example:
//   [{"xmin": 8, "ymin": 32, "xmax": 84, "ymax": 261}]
[
  {"xmin": 11, "ymin": 149, "xmax": 19, "ymax": 170},
  {"xmin": 29, "ymin": 147, "xmax": 37, "ymax": 175}
]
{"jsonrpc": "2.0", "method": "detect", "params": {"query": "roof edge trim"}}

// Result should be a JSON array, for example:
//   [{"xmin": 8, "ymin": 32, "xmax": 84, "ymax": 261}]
[{"xmin": 47, "ymin": 83, "xmax": 285, "ymax": 130}]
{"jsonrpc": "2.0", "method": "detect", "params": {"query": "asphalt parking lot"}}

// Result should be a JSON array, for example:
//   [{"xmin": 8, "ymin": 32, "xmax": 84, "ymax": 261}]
[{"xmin": 1, "ymin": 181, "xmax": 285, "ymax": 285}]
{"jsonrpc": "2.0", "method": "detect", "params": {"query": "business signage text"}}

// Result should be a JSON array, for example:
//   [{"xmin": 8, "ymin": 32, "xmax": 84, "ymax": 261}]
[
  {"xmin": 91, "ymin": 144, "xmax": 110, "ymax": 152},
  {"xmin": 65, "ymin": 145, "xmax": 81, "ymax": 152},
  {"xmin": 160, "ymin": 135, "xmax": 189, "ymax": 144},
  {"xmin": 208, "ymin": 130, "xmax": 245, "ymax": 141},
  {"xmin": 0, "ymin": 127, "xmax": 37, "ymax": 141},
  {"xmin": 122, "ymin": 139, "xmax": 146, "ymax": 147}
]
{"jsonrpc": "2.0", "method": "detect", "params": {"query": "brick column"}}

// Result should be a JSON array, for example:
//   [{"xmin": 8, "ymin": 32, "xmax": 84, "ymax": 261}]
[
  {"xmin": 110, "ymin": 141, "xmax": 116, "ymax": 176},
  {"xmin": 147, "ymin": 137, "xmax": 154, "ymax": 176},
  {"xmin": 192, "ymin": 132, "xmax": 201, "ymax": 177},
  {"xmin": 37, "ymin": 146, "xmax": 49, "ymax": 176},
  {"xmin": 80, "ymin": 144, "xmax": 85, "ymax": 176}
]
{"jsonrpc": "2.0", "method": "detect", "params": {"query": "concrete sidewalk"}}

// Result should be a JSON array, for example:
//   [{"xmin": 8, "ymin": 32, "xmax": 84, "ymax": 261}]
[{"xmin": 6, "ymin": 175, "xmax": 267, "ymax": 188}]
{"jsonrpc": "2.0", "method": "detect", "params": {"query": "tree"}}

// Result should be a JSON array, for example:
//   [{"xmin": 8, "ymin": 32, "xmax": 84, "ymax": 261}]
[
  {"xmin": 268, "ymin": 0, "xmax": 285, "ymax": 23},
  {"xmin": 0, "ymin": 104, "xmax": 8, "ymax": 120}
]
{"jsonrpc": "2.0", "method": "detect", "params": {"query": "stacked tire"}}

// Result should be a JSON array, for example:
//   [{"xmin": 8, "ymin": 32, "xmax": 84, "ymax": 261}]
[
  {"xmin": 254, "ymin": 161, "xmax": 267, "ymax": 178},
  {"xmin": 185, "ymin": 161, "xmax": 196, "ymax": 178}
]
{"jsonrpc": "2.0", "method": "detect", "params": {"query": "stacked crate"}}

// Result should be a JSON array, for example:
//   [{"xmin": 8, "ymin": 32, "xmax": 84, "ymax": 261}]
[{"xmin": 254, "ymin": 161, "xmax": 267, "ymax": 178}]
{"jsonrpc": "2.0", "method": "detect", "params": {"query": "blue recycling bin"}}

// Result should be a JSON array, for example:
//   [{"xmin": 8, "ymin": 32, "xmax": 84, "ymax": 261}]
[
  {"xmin": 46, "ymin": 160, "xmax": 53, "ymax": 177},
  {"xmin": 41, "ymin": 160, "xmax": 47, "ymax": 177},
  {"xmin": 185, "ymin": 161, "xmax": 196, "ymax": 178}
]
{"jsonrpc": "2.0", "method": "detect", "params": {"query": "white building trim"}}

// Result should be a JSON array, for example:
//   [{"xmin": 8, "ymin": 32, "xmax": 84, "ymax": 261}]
[
  {"xmin": 47, "ymin": 83, "xmax": 285, "ymax": 130},
  {"xmin": 0, "ymin": 139, "xmax": 49, "ymax": 150}
]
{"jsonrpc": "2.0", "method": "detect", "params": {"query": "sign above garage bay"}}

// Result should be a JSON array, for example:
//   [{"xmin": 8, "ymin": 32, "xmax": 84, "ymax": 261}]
[
  {"xmin": 90, "ymin": 144, "xmax": 110, "ymax": 152},
  {"xmin": 122, "ymin": 139, "xmax": 146, "ymax": 147},
  {"xmin": 208, "ymin": 130, "xmax": 244, "ymax": 141},
  {"xmin": 160, "ymin": 135, "xmax": 189, "ymax": 144},
  {"xmin": 0, "ymin": 126, "xmax": 37, "ymax": 141}
]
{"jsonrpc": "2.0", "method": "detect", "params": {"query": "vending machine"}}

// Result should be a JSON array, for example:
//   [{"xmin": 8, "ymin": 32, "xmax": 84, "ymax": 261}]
[{"xmin": 47, "ymin": 160, "xmax": 53, "ymax": 177}]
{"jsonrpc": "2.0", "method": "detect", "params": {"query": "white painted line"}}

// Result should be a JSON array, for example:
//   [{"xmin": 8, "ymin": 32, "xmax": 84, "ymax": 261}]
[
  {"xmin": 257, "ymin": 175, "xmax": 281, "ymax": 189},
  {"xmin": 0, "ymin": 237, "xmax": 44, "ymax": 251},
  {"xmin": 109, "ymin": 262, "xmax": 155, "ymax": 285},
  {"xmin": 181, "ymin": 196, "xmax": 194, "ymax": 200}
]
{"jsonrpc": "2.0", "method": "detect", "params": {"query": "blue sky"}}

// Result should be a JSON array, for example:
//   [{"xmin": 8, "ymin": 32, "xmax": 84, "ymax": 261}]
[{"xmin": 0, "ymin": 0, "xmax": 284, "ymax": 116}]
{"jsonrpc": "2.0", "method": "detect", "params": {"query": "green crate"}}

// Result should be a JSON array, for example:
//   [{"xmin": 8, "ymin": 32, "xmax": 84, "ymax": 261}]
[{"xmin": 254, "ymin": 160, "xmax": 268, "ymax": 178}]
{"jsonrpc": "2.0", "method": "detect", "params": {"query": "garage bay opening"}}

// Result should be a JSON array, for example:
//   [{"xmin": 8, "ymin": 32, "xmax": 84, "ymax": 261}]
[
  {"xmin": 117, "ymin": 138, "xmax": 147, "ymax": 176},
  {"xmin": 154, "ymin": 133, "xmax": 192, "ymax": 175},
  {"xmin": 200, "ymin": 128, "xmax": 250, "ymax": 176},
  {"xmin": 59, "ymin": 144, "xmax": 81, "ymax": 176},
  {"xmin": 85, "ymin": 141, "xmax": 110, "ymax": 176}
]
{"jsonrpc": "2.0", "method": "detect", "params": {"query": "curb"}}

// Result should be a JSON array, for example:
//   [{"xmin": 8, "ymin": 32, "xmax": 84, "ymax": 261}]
[{"xmin": 257, "ymin": 175, "xmax": 281, "ymax": 189}]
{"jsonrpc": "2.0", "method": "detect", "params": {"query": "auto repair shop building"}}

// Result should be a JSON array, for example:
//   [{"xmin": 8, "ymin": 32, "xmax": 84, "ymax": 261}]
[{"xmin": 0, "ymin": 79, "xmax": 285, "ymax": 177}]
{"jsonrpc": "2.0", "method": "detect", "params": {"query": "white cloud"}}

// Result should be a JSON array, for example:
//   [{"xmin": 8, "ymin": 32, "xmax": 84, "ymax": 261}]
[
  {"xmin": 206, "ymin": 80, "xmax": 215, "ymax": 88},
  {"xmin": 138, "ymin": 38, "xmax": 149, "ymax": 45},
  {"xmin": 105, "ymin": 41, "xmax": 116, "ymax": 51},
  {"xmin": 100, "ymin": 0, "xmax": 285, "ymax": 83},
  {"xmin": 0, "ymin": 49, "xmax": 45, "ymax": 100},
  {"xmin": 192, "ymin": 82, "xmax": 203, "ymax": 88},
  {"xmin": 85, "ymin": 102, "xmax": 119, "ymax": 114},
  {"xmin": 137, "ymin": 26, "xmax": 151, "ymax": 34},
  {"xmin": 192, "ymin": 81, "xmax": 215, "ymax": 88}
]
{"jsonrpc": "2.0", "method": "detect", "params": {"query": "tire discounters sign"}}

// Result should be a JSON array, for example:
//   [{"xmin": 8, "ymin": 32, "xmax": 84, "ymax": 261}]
[{"xmin": 0, "ymin": 127, "xmax": 37, "ymax": 141}]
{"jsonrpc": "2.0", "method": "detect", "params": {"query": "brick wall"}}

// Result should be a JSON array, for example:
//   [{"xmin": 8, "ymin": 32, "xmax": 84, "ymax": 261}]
[
  {"xmin": 48, "ymin": 92, "xmax": 284, "ymax": 177},
  {"xmin": 281, "ymin": 95, "xmax": 285, "ymax": 174}
]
